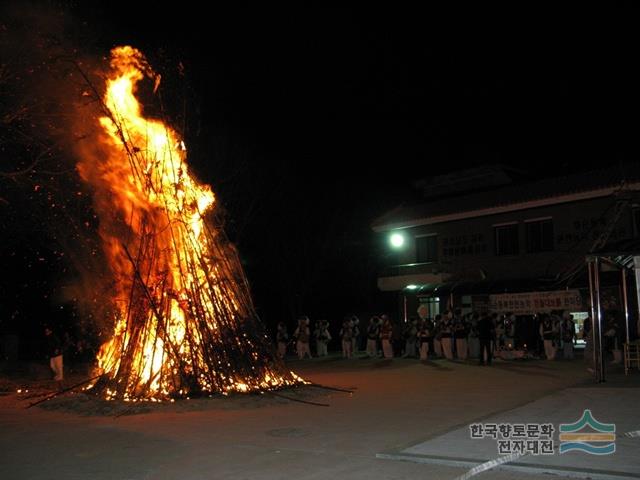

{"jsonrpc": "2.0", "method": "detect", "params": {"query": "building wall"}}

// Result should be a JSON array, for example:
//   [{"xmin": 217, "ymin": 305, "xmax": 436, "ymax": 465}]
[{"xmin": 387, "ymin": 195, "xmax": 636, "ymax": 282}]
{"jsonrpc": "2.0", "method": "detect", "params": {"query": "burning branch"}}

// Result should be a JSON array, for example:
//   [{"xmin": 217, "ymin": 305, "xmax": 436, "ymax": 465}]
[{"xmin": 78, "ymin": 46, "xmax": 301, "ymax": 400}]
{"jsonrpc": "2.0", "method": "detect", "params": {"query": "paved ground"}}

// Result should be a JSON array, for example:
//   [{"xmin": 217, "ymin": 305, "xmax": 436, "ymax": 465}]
[
  {"xmin": 1, "ymin": 354, "xmax": 637, "ymax": 479},
  {"xmin": 380, "ymin": 386, "xmax": 640, "ymax": 479}
]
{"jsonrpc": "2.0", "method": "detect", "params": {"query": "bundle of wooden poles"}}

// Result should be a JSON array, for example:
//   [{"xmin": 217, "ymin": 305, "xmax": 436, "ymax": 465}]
[{"xmin": 85, "ymin": 70, "xmax": 299, "ymax": 400}]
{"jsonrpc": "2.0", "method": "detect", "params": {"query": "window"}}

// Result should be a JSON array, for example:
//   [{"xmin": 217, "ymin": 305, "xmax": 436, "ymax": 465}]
[
  {"xmin": 416, "ymin": 235, "xmax": 438, "ymax": 263},
  {"xmin": 526, "ymin": 219, "xmax": 554, "ymax": 252},
  {"xmin": 494, "ymin": 224, "xmax": 519, "ymax": 255},
  {"xmin": 418, "ymin": 296, "xmax": 440, "ymax": 320}
]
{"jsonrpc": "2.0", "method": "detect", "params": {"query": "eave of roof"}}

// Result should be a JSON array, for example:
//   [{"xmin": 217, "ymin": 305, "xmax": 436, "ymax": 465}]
[
  {"xmin": 373, "ymin": 165, "xmax": 640, "ymax": 232},
  {"xmin": 373, "ymin": 182, "xmax": 640, "ymax": 232}
]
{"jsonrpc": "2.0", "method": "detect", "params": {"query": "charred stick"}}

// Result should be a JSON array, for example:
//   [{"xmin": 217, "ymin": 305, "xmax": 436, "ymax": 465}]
[{"xmin": 26, "ymin": 374, "xmax": 104, "ymax": 409}]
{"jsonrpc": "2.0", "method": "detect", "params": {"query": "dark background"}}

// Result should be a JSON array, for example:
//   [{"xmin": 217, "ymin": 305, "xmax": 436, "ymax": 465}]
[{"xmin": 1, "ymin": 4, "xmax": 639, "ymax": 358}]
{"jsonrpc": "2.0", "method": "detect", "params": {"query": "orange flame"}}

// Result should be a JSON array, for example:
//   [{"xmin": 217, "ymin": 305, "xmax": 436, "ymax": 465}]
[{"xmin": 79, "ymin": 46, "xmax": 301, "ymax": 400}]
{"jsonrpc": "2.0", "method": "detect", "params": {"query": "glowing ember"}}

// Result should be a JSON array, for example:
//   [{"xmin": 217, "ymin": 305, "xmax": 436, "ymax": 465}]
[{"xmin": 78, "ymin": 46, "xmax": 302, "ymax": 400}]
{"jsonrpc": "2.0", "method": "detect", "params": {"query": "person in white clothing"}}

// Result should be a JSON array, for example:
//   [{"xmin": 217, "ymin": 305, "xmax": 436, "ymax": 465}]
[
  {"xmin": 350, "ymin": 316, "xmax": 361, "ymax": 354},
  {"xmin": 440, "ymin": 311, "xmax": 454, "ymax": 360},
  {"xmin": 453, "ymin": 312, "xmax": 468, "ymax": 361},
  {"xmin": 340, "ymin": 318, "xmax": 353, "ymax": 358},
  {"xmin": 539, "ymin": 314, "xmax": 556, "ymax": 360},
  {"xmin": 276, "ymin": 321, "xmax": 289, "ymax": 359},
  {"xmin": 294, "ymin": 316, "xmax": 312, "ymax": 359},
  {"xmin": 366, "ymin": 316, "xmax": 381, "ymax": 357},
  {"xmin": 417, "ymin": 319, "xmax": 433, "ymax": 360},
  {"xmin": 380, "ymin": 314, "xmax": 394, "ymax": 359},
  {"xmin": 44, "ymin": 326, "xmax": 63, "ymax": 386},
  {"xmin": 314, "ymin": 319, "xmax": 331, "ymax": 357}
]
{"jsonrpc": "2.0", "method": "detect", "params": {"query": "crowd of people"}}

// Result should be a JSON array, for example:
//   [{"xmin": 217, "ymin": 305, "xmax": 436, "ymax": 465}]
[
  {"xmin": 275, "ymin": 309, "xmax": 627, "ymax": 366},
  {"xmin": 24, "ymin": 307, "xmax": 627, "ymax": 386}
]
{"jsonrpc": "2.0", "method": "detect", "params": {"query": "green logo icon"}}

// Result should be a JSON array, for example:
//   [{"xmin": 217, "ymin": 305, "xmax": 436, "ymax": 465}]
[{"xmin": 559, "ymin": 409, "xmax": 615, "ymax": 455}]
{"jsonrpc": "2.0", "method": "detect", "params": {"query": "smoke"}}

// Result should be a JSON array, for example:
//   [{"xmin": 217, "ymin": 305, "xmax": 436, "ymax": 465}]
[{"xmin": 0, "ymin": 3, "xmax": 117, "ymax": 337}]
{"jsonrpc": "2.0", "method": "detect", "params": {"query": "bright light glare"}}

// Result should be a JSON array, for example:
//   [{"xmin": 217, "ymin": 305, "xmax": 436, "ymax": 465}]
[{"xmin": 390, "ymin": 233, "xmax": 405, "ymax": 248}]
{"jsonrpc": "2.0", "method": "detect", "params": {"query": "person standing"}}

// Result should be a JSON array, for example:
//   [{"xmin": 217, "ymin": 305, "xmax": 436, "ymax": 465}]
[
  {"xmin": 604, "ymin": 312, "xmax": 622, "ymax": 364},
  {"xmin": 402, "ymin": 317, "xmax": 418, "ymax": 358},
  {"xmin": 294, "ymin": 316, "xmax": 312, "ymax": 359},
  {"xmin": 380, "ymin": 314, "xmax": 394, "ymax": 359},
  {"xmin": 468, "ymin": 313, "xmax": 480, "ymax": 359},
  {"xmin": 314, "ymin": 320, "xmax": 331, "ymax": 357},
  {"xmin": 340, "ymin": 318, "xmax": 353, "ymax": 358},
  {"xmin": 561, "ymin": 312, "xmax": 575, "ymax": 360},
  {"xmin": 276, "ymin": 321, "xmax": 289, "ymax": 359},
  {"xmin": 417, "ymin": 319, "xmax": 433, "ymax": 361},
  {"xmin": 477, "ymin": 313, "xmax": 494, "ymax": 366},
  {"xmin": 454, "ymin": 313, "xmax": 468, "ymax": 361},
  {"xmin": 432, "ymin": 314, "xmax": 443, "ymax": 358},
  {"xmin": 351, "ymin": 316, "xmax": 361, "ymax": 354},
  {"xmin": 539, "ymin": 314, "xmax": 556, "ymax": 360},
  {"xmin": 440, "ymin": 311, "xmax": 454, "ymax": 360},
  {"xmin": 366, "ymin": 316, "xmax": 380, "ymax": 357},
  {"xmin": 44, "ymin": 326, "xmax": 63, "ymax": 386}
]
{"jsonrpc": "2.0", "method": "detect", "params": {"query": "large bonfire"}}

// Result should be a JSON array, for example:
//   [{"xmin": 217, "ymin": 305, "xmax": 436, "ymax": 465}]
[{"xmin": 78, "ymin": 46, "xmax": 300, "ymax": 400}]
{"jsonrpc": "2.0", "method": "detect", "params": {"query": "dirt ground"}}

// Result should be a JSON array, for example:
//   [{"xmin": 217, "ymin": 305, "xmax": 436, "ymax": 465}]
[{"xmin": 0, "ymin": 354, "xmax": 606, "ymax": 479}]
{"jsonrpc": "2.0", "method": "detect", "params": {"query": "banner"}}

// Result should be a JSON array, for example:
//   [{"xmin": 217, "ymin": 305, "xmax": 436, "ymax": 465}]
[{"xmin": 489, "ymin": 290, "xmax": 583, "ymax": 315}]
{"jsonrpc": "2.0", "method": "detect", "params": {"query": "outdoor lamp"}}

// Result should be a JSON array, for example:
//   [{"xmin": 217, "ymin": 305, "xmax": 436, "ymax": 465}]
[{"xmin": 390, "ymin": 232, "xmax": 405, "ymax": 248}]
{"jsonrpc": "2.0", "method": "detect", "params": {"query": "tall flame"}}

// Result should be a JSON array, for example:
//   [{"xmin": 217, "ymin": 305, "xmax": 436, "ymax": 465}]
[{"xmin": 78, "ymin": 46, "xmax": 300, "ymax": 400}]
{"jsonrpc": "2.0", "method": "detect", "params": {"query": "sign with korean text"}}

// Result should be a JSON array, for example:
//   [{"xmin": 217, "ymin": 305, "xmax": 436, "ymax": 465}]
[{"xmin": 489, "ymin": 290, "xmax": 583, "ymax": 314}]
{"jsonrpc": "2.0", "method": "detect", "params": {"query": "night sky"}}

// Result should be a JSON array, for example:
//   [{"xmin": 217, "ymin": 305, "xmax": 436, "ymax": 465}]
[{"xmin": 1, "ymin": 4, "xmax": 639, "ymax": 356}]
